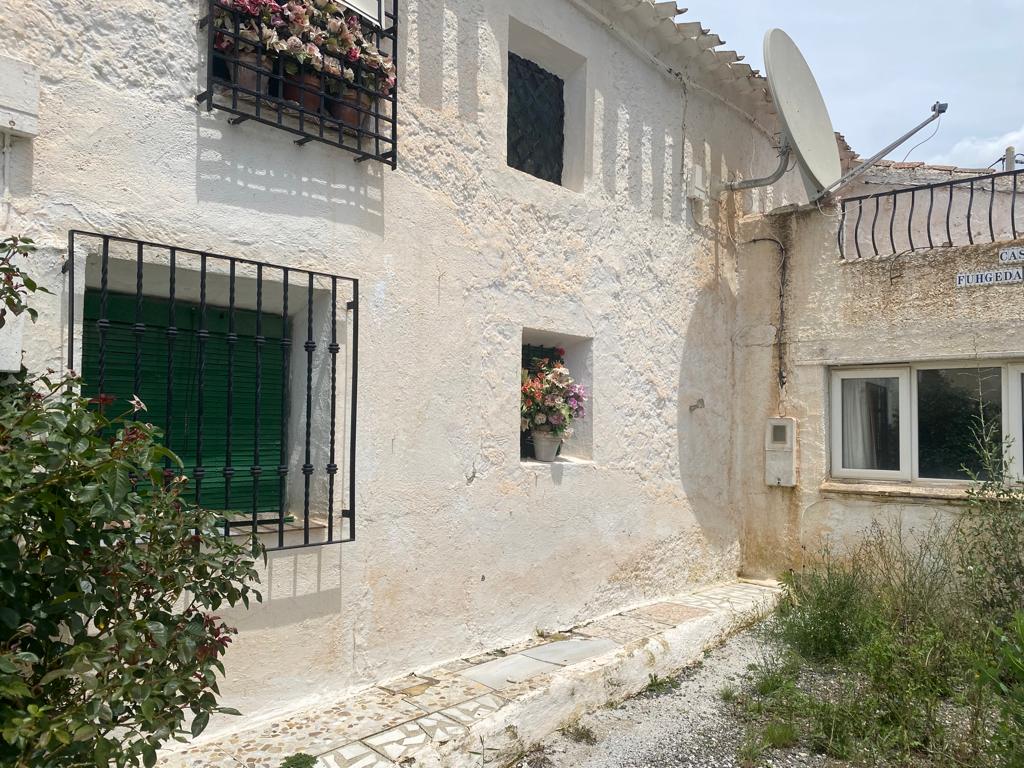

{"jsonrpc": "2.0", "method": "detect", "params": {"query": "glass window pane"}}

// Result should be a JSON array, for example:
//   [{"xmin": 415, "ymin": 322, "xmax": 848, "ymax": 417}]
[
  {"xmin": 841, "ymin": 377, "xmax": 901, "ymax": 471},
  {"xmin": 917, "ymin": 367, "xmax": 1002, "ymax": 480}
]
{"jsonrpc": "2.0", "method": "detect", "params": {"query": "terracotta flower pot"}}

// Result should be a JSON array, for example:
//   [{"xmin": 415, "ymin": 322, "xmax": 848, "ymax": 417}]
[
  {"xmin": 531, "ymin": 430, "xmax": 562, "ymax": 462},
  {"xmin": 233, "ymin": 51, "xmax": 270, "ymax": 95},
  {"xmin": 282, "ymin": 72, "xmax": 324, "ymax": 114},
  {"xmin": 329, "ymin": 87, "xmax": 375, "ymax": 132}
]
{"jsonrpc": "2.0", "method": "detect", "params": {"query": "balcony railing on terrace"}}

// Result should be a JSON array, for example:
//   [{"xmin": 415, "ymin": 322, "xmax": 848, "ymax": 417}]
[
  {"xmin": 196, "ymin": 0, "xmax": 399, "ymax": 168},
  {"xmin": 66, "ymin": 231, "xmax": 358, "ymax": 551},
  {"xmin": 838, "ymin": 167, "xmax": 1024, "ymax": 260}
]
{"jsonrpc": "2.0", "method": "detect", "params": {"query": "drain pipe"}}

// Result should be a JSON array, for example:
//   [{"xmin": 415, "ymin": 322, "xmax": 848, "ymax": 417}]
[{"xmin": 749, "ymin": 237, "xmax": 788, "ymax": 391}]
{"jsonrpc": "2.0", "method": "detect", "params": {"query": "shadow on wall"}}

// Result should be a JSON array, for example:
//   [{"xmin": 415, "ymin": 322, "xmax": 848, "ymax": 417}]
[
  {"xmin": 193, "ymin": 112, "xmax": 385, "ymax": 237},
  {"xmin": 228, "ymin": 544, "xmax": 348, "ymax": 632},
  {"xmin": 412, "ymin": 0, "xmax": 483, "ymax": 122},
  {"xmin": 596, "ymin": 79, "xmax": 684, "ymax": 223},
  {"xmin": 677, "ymin": 238, "xmax": 741, "ymax": 565}
]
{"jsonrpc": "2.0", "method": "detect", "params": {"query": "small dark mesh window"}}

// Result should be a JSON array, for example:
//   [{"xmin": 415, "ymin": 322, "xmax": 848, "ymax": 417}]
[{"xmin": 507, "ymin": 53, "xmax": 565, "ymax": 185}]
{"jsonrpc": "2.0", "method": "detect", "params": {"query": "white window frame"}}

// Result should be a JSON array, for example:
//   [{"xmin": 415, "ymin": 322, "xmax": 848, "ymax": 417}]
[
  {"xmin": 831, "ymin": 361, "xmax": 1024, "ymax": 485},
  {"xmin": 1010, "ymin": 363, "xmax": 1024, "ymax": 483},
  {"xmin": 830, "ymin": 367, "xmax": 912, "ymax": 481}
]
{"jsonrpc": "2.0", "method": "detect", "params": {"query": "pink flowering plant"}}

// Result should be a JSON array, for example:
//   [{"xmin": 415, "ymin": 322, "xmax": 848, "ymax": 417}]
[
  {"xmin": 520, "ymin": 354, "xmax": 587, "ymax": 438},
  {"xmin": 214, "ymin": 0, "xmax": 397, "ymax": 97}
]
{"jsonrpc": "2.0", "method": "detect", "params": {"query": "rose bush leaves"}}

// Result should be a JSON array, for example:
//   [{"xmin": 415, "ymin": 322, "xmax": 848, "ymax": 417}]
[{"xmin": 0, "ymin": 238, "xmax": 262, "ymax": 767}]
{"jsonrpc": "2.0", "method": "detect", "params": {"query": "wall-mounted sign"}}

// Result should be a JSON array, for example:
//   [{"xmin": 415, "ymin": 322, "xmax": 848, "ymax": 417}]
[
  {"xmin": 956, "ymin": 267, "xmax": 1024, "ymax": 288},
  {"xmin": 1000, "ymin": 247, "xmax": 1024, "ymax": 263}
]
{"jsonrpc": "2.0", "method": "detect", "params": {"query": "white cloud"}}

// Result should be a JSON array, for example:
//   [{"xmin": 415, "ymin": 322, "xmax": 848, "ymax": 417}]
[{"xmin": 925, "ymin": 124, "xmax": 1024, "ymax": 168}]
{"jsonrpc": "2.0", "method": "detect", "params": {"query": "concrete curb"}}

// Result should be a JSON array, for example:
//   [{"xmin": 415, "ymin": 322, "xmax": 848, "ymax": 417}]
[{"xmin": 418, "ymin": 592, "xmax": 778, "ymax": 767}]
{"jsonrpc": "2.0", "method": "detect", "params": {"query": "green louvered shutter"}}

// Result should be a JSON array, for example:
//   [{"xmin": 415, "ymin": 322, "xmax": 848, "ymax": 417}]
[{"xmin": 82, "ymin": 291, "xmax": 288, "ymax": 513}]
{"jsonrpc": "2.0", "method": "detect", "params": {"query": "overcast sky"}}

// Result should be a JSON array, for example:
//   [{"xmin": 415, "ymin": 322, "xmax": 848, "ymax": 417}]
[{"xmin": 678, "ymin": 2, "xmax": 1024, "ymax": 169}]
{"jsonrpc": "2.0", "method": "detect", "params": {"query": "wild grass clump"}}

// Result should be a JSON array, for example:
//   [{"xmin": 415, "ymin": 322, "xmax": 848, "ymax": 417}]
[{"xmin": 734, "ymin": 423, "xmax": 1024, "ymax": 767}]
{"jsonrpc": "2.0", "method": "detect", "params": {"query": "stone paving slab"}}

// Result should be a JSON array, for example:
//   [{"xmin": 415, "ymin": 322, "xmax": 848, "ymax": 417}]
[
  {"xmin": 627, "ymin": 601, "xmax": 711, "ymax": 626},
  {"xmin": 363, "ymin": 721, "xmax": 430, "ymax": 762},
  {"xmin": 317, "ymin": 741, "xmax": 397, "ymax": 768},
  {"xmin": 520, "ymin": 637, "xmax": 619, "ymax": 666},
  {"xmin": 158, "ymin": 581, "xmax": 780, "ymax": 768},
  {"xmin": 398, "ymin": 670, "xmax": 492, "ymax": 711},
  {"xmin": 159, "ymin": 745, "xmax": 242, "ymax": 768},
  {"xmin": 575, "ymin": 613, "xmax": 667, "ymax": 644},
  {"xmin": 414, "ymin": 712, "xmax": 468, "ymax": 743},
  {"xmin": 675, "ymin": 583, "xmax": 778, "ymax": 612},
  {"xmin": 211, "ymin": 687, "xmax": 424, "ymax": 762},
  {"xmin": 437, "ymin": 692, "xmax": 507, "ymax": 726},
  {"xmin": 458, "ymin": 653, "xmax": 561, "ymax": 690}
]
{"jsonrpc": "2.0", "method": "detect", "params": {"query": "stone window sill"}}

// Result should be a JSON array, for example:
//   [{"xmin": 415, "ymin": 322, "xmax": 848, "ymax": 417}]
[
  {"xmin": 521, "ymin": 456, "xmax": 594, "ymax": 468},
  {"xmin": 820, "ymin": 480, "xmax": 971, "ymax": 504}
]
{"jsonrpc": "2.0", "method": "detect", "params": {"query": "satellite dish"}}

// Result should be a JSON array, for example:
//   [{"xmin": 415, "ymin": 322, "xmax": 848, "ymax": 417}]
[
  {"xmin": 763, "ymin": 28, "xmax": 842, "ymax": 198},
  {"xmin": 722, "ymin": 29, "xmax": 946, "ymax": 203}
]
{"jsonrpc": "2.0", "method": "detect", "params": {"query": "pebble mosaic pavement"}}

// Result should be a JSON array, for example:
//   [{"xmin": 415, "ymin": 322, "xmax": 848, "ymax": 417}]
[{"xmin": 160, "ymin": 582, "xmax": 779, "ymax": 767}]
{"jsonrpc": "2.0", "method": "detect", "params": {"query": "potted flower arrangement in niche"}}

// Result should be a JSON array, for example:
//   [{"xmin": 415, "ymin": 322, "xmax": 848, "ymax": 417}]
[
  {"xmin": 213, "ymin": 0, "xmax": 397, "ymax": 131},
  {"xmin": 521, "ymin": 353, "xmax": 588, "ymax": 462},
  {"xmin": 213, "ymin": 0, "xmax": 287, "ymax": 95}
]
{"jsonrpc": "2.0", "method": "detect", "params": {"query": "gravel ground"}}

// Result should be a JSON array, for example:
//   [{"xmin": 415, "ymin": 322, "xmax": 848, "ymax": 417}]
[{"xmin": 528, "ymin": 630, "xmax": 842, "ymax": 768}]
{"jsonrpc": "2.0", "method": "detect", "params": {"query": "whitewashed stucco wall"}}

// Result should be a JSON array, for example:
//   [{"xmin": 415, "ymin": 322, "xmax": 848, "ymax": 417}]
[
  {"xmin": 3, "ymin": 0, "xmax": 801, "ymax": 729},
  {"xmin": 734, "ymin": 193, "xmax": 1024, "ymax": 576}
]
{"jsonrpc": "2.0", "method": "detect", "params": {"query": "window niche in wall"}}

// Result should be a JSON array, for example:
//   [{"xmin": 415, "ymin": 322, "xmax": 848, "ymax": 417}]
[
  {"xmin": 506, "ymin": 18, "xmax": 587, "ymax": 190},
  {"xmin": 521, "ymin": 328, "xmax": 593, "ymax": 462}
]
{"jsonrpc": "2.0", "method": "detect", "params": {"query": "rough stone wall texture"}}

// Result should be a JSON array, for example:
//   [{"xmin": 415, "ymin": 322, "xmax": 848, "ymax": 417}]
[
  {"xmin": 735, "ymin": 188, "xmax": 1024, "ymax": 577},
  {"xmin": 2, "ymin": 0, "xmax": 805, "ymax": 731}
]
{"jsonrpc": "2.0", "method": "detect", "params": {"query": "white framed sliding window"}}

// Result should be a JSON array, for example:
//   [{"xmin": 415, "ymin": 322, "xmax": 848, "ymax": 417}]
[
  {"xmin": 830, "ymin": 367, "xmax": 912, "ymax": 481},
  {"xmin": 1010, "ymin": 364, "xmax": 1024, "ymax": 482}
]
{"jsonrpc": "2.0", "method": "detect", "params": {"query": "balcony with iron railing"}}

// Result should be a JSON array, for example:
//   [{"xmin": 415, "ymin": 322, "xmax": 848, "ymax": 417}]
[
  {"xmin": 196, "ymin": 0, "xmax": 399, "ymax": 168},
  {"xmin": 837, "ymin": 167, "xmax": 1024, "ymax": 260}
]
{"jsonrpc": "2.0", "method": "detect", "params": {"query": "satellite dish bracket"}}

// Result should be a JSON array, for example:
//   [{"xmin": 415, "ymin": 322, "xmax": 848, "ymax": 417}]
[
  {"xmin": 722, "ymin": 142, "xmax": 792, "ymax": 192},
  {"xmin": 811, "ymin": 101, "xmax": 948, "ymax": 202}
]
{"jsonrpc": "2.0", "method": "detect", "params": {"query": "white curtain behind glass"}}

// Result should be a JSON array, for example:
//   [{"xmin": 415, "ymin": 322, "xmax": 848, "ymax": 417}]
[{"xmin": 842, "ymin": 380, "xmax": 877, "ymax": 469}]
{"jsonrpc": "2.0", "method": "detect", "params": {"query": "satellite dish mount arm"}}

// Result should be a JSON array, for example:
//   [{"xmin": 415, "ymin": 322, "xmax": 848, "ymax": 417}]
[
  {"xmin": 814, "ymin": 101, "xmax": 948, "ymax": 201},
  {"xmin": 722, "ymin": 142, "xmax": 792, "ymax": 192}
]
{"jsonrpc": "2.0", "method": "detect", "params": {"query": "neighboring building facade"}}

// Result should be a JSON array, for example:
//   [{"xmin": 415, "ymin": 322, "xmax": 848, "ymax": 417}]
[
  {"xmin": 4, "ymin": 0, "xmax": 1021, "ymax": 739},
  {"xmin": 735, "ymin": 161, "xmax": 1024, "ymax": 574}
]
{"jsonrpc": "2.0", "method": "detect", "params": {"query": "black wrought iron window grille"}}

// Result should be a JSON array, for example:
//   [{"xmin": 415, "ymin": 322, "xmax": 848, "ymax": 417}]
[
  {"xmin": 65, "ymin": 231, "xmax": 359, "ymax": 551},
  {"xmin": 507, "ymin": 52, "xmax": 565, "ymax": 185},
  {"xmin": 197, "ymin": 0, "xmax": 399, "ymax": 168},
  {"xmin": 838, "ymin": 167, "xmax": 1024, "ymax": 260}
]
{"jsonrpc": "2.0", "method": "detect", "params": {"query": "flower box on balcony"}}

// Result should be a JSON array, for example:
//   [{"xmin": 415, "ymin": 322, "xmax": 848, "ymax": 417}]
[{"xmin": 197, "ymin": 0, "xmax": 399, "ymax": 168}]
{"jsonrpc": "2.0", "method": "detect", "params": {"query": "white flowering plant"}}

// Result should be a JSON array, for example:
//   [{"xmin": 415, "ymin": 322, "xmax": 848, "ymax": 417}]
[{"xmin": 520, "ymin": 355, "xmax": 587, "ymax": 438}]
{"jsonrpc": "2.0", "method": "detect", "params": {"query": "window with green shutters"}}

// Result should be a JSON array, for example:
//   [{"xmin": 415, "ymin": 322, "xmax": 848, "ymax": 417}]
[{"xmin": 81, "ymin": 291, "xmax": 289, "ymax": 513}]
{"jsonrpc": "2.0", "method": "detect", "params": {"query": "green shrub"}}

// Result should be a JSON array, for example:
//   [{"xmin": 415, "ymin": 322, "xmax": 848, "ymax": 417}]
[
  {"xmin": 762, "ymin": 720, "xmax": 798, "ymax": 748},
  {"xmin": 958, "ymin": 433, "xmax": 1024, "ymax": 630},
  {"xmin": 0, "ymin": 237, "xmax": 263, "ymax": 767},
  {"xmin": 774, "ymin": 550, "xmax": 870, "ymax": 662},
  {"xmin": 984, "ymin": 613, "xmax": 1024, "ymax": 766},
  {"xmin": 280, "ymin": 755, "xmax": 318, "ymax": 768}
]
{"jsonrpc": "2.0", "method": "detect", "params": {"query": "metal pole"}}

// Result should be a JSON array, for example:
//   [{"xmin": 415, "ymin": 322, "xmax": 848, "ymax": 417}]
[
  {"xmin": 723, "ymin": 144, "xmax": 792, "ymax": 192},
  {"xmin": 1007, "ymin": 146, "xmax": 1017, "ymax": 172},
  {"xmin": 816, "ymin": 102, "xmax": 948, "ymax": 201}
]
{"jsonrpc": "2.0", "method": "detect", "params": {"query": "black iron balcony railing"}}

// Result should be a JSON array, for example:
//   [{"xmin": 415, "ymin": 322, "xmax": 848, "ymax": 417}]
[
  {"xmin": 196, "ymin": 0, "xmax": 399, "ymax": 168},
  {"xmin": 838, "ymin": 167, "xmax": 1024, "ymax": 260},
  {"xmin": 65, "ymin": 231, "xmax": 358, "ymax": 551}
]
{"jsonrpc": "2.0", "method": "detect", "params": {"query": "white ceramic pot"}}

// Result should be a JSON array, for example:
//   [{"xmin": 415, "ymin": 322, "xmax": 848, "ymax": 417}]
[{"xmin": 531, "ymin": 430, "xmax": 562, "ymax": 462}]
